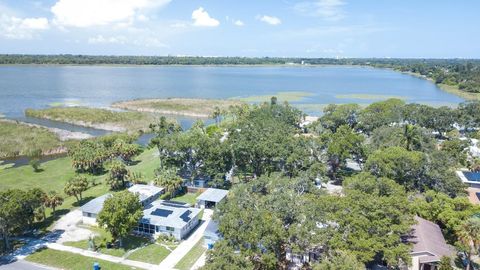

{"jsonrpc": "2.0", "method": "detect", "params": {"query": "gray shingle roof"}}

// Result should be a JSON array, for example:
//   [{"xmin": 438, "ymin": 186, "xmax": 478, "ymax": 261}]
[
  {"xmin": 141, "ymin": 200, "xmax": 201, "ymax": 229},
  {"xmin": 196, "ymin": 188, "xmax": 228, "ymax": 203},
  {"xmin": 410, "ymin": 216, "xmax": 455, "ymax": 261},
  {"xmin": 81, "ymin": 194, "xmax": 112, "ymax": 215}
]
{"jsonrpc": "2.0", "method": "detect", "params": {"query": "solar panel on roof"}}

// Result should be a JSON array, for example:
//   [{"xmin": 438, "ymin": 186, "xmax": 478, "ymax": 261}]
[
  {"xmin": 463, "ymin": 172, "xmax": 480, "ymax": 182},
  {"xmin": 162, "ymin": 201, "xmax": 188, "ymax": 207},
  {"xmin": 180, "ymin": 210, "xmax": 192, "ymax": 222},
  {"xmin": 151, "ymin": 208, "xmax": 173, "ymax": 217}
]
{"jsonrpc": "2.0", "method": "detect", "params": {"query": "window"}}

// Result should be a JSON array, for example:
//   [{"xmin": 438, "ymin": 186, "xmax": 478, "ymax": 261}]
[{"xmin": 166, "ymin": 226, "xmax": 174, "ymax": 232}]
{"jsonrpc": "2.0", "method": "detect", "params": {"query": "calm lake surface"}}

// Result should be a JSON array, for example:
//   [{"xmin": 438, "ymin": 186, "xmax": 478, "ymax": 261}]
[{"xmin": 0, "ymin": 65, "xmax": 464, "ymax": 119}]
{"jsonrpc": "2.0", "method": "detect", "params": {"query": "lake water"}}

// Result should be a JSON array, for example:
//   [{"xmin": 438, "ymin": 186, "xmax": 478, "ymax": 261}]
[
  {"xmin": 0, "ymin": 65, "xmax": 465, "ymax": 166},
  {"xmin": 0, "ymin": 65, "xmax": 464, "ymax": 120}
]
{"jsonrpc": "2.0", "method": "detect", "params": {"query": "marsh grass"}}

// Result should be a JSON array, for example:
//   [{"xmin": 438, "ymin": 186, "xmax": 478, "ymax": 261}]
[
  {"xmin": 0, "ymin": 120, "xmax": 62, "ymax": 158},
  {"xmin": 112, "ymin": 98, "xmax": 244, "ymax": 117},
  {"xmin": 25, "ymin": 106, "xmax": 156, "ymax": 131},
  {"xmin": 233, "ymin": 91, "xmax": 314, "ymax": 103}
]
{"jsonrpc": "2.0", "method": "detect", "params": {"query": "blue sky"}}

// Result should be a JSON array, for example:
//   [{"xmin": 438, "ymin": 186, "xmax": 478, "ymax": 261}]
[{"xmin": 0, "ymin": 0, "xmax": 478, "ymax": 58}]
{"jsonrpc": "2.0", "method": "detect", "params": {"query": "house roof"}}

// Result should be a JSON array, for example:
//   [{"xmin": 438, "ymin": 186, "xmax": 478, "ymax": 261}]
[
  {"xmin": 410, "ymin": 216, "xmax": 455, "ymax": 261},
  {"xmin": 141, "ymin": 200, "xmax": 201, "ymax": 229},
  {"xmin": 81, "ymin": 194, "xmax": 112, "ymax": 215},
  {"xmin": 196, "ymin": 188, "xmax": 228, "ymax": 203},
  {"xmin": 128, "ymin": 184, "xmax": 164, "ymax": 202}
]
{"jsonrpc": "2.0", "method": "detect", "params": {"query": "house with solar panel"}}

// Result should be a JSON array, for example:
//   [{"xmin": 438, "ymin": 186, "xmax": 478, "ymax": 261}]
[
  {"xmin": 456, "ymin": 170, "xmax": 480, "ymax": 205},
  {"xmin": 81, "ymin": 184, "xmax": 164, "ymax": 225},
  {"xmin": 135, "ymin": 200, "xmax": 201, "ymax": 240},
  {"xmin": 457, "ymin": 170, "xmax": 480, "ymax": 188}
]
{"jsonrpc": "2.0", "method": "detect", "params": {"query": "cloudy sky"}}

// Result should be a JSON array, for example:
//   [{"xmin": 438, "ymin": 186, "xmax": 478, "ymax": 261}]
[{"xmin": 0, "ymin": 0, "xmax": 478, "ymax": 57}]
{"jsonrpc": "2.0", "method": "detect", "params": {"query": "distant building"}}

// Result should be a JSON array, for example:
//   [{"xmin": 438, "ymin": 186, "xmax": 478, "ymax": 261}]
[
  {"xmin": 408, "ymin": 216, "xmax": 455, "ymax": 270},
  {"xmin": 81, "ymin": 184, "xmax": 164, "ymax": 225},
  {"xmin": 196, "ymin": 188, "xmax": 228, "ymax": 209},
  {"xmin": 135, "ymin": 200, "xmax": 201, "ymax": 240}
]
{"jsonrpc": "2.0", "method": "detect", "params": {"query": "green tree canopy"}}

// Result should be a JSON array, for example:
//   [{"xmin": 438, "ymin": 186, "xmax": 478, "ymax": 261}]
[{"xmin": 97, "ymin": 191, "xmax": 143, "ymax": 247}]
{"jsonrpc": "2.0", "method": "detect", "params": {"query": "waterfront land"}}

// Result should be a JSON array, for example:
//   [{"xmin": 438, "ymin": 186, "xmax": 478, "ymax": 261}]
[
  {"xmin": 0, "ymin": 119, "xmax": 64, "ymax": 159},
  {"xmin": 112, "ymin": 98, "xmax": 244, "ymax": 118},
  {"xmin": 25, "ymin": 107, "xmax": 157, "ymax": 132}
]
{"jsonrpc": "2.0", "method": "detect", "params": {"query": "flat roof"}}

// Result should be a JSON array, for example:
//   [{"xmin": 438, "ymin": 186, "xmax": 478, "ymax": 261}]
[
  {"xmin": 141, "ymin": 200, "xmax": 201, "ymax": 229},
  {"xmin": 128, "ymin": 184, "xmax": 164, "ymax": 202},
  {"xmin": 81, "ymin": 194, "xmax": 112, "ymax": 215},
  {"xmin": 196, "ymin": 188, "xmax": 228, "ymax": 203}
]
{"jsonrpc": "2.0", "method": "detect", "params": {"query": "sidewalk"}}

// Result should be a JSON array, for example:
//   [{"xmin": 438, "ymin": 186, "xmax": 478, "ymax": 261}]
[
  {"xmin": 158, "ymin": 209, "xmax": 213, "ymax": 270},
  {"xmin": 46, "ymin": 243, "xmax": 158, "ymax": 270}
]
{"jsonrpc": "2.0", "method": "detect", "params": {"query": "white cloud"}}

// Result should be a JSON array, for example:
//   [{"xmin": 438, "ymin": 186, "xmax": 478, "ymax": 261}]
[
  {"xmin": 0, "ymin": 15, "xmax": 49, "ymax": 39},
  {"xmin": 258, "ymin": 15, "xmax": 281, "ymax": 26},
  {"xmin": 192, "ymin": 7, "xmax": 219, "ymax": 27},
  {"xmin": 234, "ymin": 20, "xmax": 244, "ymax": 27},
  {"xmin": 51, "ymin": 0, "xmax": 171, "ymax": 27},
  {"xmin": 88, "ymin": 35, "xmax": 127, "ymax": 44},
  {"xmin": 294, "ymin": 0, "xmax": 346, "ymax": 21},
  {"xmin": 88, "ymin": 34, "xmax": 168, "ymax": 48}
]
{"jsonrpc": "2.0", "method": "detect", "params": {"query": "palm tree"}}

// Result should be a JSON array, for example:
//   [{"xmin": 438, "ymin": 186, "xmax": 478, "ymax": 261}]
[
  {"xmin": 154, "ymin": 168, "xmax": 184, "ymax": 198},
  {"xmin": 45, "ymin": 191, "xmax": 64, "ymax": 215},
  {"xmin": 403, "ymin": 124, "xmax": 420, "ymax": 151},
  {"xmin": 211, "ymin": 106, "xmax": 222, "ymax": 126},
  {"xmin": 456, "ymin": 218, "xmax": 480, "ymax": 270}
]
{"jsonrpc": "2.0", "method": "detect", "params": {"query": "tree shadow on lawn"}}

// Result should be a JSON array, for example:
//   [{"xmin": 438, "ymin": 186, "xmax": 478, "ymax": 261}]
[
  {"xmin": 34, "ymin": 209, "xmax": 70, "ymax": 233},
  {"xmin": 72, "ymin": 196, "xmax": 96, "ymax": 207}
]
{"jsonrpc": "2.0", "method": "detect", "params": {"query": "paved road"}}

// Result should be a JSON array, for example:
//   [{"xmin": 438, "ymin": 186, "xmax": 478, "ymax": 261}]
[{"xmin": 0, "ymin": 260, "xmax": 55, "ymax": 270}]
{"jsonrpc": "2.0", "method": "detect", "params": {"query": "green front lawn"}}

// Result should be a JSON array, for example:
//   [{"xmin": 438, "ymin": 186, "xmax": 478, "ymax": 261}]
[
  {"xmin": 26, "ymin": 248, "xmax": 136, "ymax": 270},
  {"xmin": 174, "ymin": 238, "xmax": 207, "ymax": 270},
  {"xmin": 64, "ymin": 226, "xmax": 151, "ymax": 257},
  {"xmin": 128, "ymin": 147, "xmax": 159, "ymax": 181},
  {"xmin": 126, "ymin": 243, "xmax": 173, "ymax": 264}
]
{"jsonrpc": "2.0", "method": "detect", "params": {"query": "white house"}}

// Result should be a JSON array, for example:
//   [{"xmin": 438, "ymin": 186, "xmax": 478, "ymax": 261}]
[
  {"xmin": 135, "ymin": 200, "xmax": 201, "ymax": 240},
  {"xmin": 81, "ymin": 184, "xmax": 164, "ymax": 225}
]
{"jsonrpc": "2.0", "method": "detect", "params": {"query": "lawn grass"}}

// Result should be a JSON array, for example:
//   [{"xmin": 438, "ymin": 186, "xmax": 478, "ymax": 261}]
[
  {"xmin": 171, "ymin": 192, "xmax": 201, "ymax": 205},
  {"xmin": 26, "ymin": 248, "xmax": 136, "ymax": 270},
  {"xmin": 25, "ymin": 106, "xmax": 156, "ymax": 132},
  {"xmin": 0, "ymin": 120, "xmax": 63, "ymax": 158},
  {"xmin": 232, "ymin": 91, "xmax": 314, "ymax": 103},
  {"xmin": 112, "ymin": 98, "xmax": 244, "ymax": 118},
  {"xmin": 174, "ymin": 238, "xmax": 207, "ymax": 270},
  {"xmin": 64, "ymin": 226, "xmax": 151, "ymax": 257},
  {"xmin": 126, "ymin": 243, "xmax": 173, "ymax": 264},
  {"xmin": 127, "ymin": 147, "xmax": 159, "ymax": 181}
]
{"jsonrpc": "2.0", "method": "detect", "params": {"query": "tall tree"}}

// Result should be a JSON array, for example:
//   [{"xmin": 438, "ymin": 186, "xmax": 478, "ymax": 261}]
[
  {"xmin": 64, "ymin": 175, "xmax": 89, "ymax": 202},
  {"xmin": 106, "ymin": 160, "xmax": 129, "ymax": 190},
  {"xmin": 45, "ymin": 191, "xmax": 64, "ymax": 215},
  {"xmin": 97, "ymin": 191, "xmax": 143, "ymax": 247},
  {"xmin": 456, "ymin": 218, "xmax": 480, "ymax": 270},
  {"xmin": 154, "ymin": 168, "xmax": 184, "ymax": 199}
]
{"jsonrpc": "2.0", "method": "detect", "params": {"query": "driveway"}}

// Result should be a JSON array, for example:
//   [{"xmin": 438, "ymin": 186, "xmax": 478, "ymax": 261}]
[
  {"xmin": 158, "ymin": 209, "xmax": 213, "ymax": 269},
  {"xmin": 50, "ymin": 209, "xmax": 92, "ymax": 243}
]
